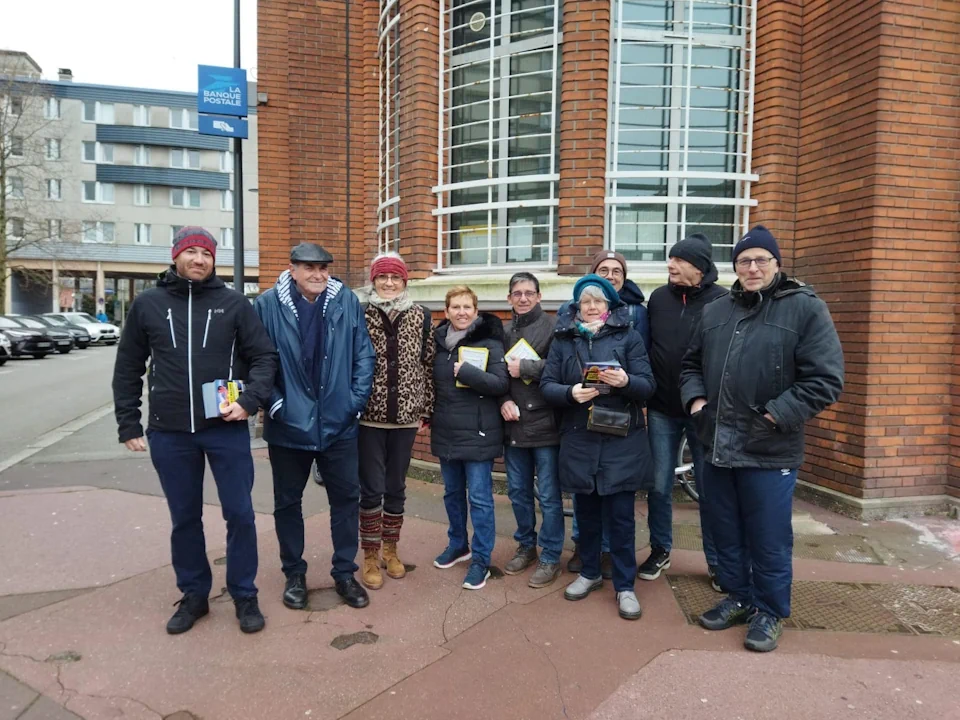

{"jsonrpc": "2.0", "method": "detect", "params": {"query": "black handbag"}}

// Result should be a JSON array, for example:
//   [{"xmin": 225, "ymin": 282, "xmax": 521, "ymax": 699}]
[{"xmin": 587, "ymin": 404, "xmax": 631, "ymax": 437}]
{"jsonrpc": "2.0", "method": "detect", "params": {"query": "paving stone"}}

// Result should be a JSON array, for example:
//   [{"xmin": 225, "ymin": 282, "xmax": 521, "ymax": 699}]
[{"xmin": 0, "ymin": 670, "xmax": 37, "ymax": 720}]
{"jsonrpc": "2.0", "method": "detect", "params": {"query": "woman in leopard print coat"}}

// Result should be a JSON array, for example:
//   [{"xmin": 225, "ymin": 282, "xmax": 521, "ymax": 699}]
[{"xmin": 358, "ymin": 253, "xmax": 435, "ymax": 591}]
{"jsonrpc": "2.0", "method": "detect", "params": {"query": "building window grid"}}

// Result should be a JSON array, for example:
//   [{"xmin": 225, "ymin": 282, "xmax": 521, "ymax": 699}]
[
  {"xmin": 435, "ymin": 0, "xmax": 561, "ymax": 269},
  {"xmin": 605, "ymin": 0, "xmax": 758, "ymax": 263},
  {"xmin": 377, "ymin": 0, "xmax": 402, "ymax": 255}
]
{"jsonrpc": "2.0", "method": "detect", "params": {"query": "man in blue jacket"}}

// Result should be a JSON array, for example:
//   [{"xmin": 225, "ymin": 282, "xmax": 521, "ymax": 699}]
[{"xmin": 255, "ymin": 243, "xmax": 375, "ymax": 610}]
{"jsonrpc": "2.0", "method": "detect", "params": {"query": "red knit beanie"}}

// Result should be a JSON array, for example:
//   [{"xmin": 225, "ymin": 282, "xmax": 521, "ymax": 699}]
[
  {"xmin": 369, "ymin": 255, "xmax": 408, "ymax": 283},
  {"xmin": 172, "ymin": 226, "xmax": 218, "ymax": 261}
]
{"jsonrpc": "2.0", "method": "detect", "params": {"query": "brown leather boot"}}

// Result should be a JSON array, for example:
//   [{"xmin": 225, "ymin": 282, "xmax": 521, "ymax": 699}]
[
  {"xmin": 382, "ymin": 541, "xmax": 406, "ymax": 579},
  {"xmin": 361, "ymin": 548, "xmax": 383, "ymax": 590}
]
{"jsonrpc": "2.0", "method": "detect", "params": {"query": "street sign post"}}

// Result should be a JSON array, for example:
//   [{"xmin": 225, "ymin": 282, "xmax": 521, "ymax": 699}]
[
  {"xmin": 197, "ymin": 65, "xmax": 248, "ymax": 117},
  {"xmin": 198, "ymin": 114, "xmax": 249, "ymax": 139}
]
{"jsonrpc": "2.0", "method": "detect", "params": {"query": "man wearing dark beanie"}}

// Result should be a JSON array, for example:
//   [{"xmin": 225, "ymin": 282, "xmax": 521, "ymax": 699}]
[
  {"xmin": 640, "ymin": 234, "xmax": 727, "ymax": 587},
  {"xmin": 680, "ymin": 225, "xmax": 844, "ymax": 653}
]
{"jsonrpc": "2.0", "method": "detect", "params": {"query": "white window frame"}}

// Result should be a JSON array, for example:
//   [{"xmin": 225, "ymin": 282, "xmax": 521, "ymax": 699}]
[
  {"xmin": 46, "ymin": 179, "xmax": 62, "ymax": 201},
  {"xmin": 133, "ymin": 184, "xmax": 152, "ymax": 206},
  {"xmin": 170, "ymin": 148, "xmax": 200, "ymax": 169},
  {"xmin": 170, "ymin": 108, "xmax": 199, "ymax": 130},
  {"xmin": 434, "ymin": 0, "xmax": 562, "ymax": 270},
  {"xmin": 82, "ymin": 141, "xmax": 113, "ymax": 164},
  {"xmin": 134, "ymin": 223, "xmax": 152, "ymax": 245},
  {"xmin": 378, "ymin": 0, "xmax": 401, "ymax": 254},
  {"xmin": 44, "ymin": 97, "xmax": 61, "ymax": 119},
  {"xmin": 81, "ymin": 220, "xmax": 115, "ymax": 244},
  {"xmin": 220, "ymin": 189, "xmax": 234, "ymax": 211},
  {"xmin": 134, "ymin": 145, "xmax": 151, "ymax": 166},
  {"xmin": 47, "ymin": 219, "xmax": 62, "ymax": 241},
  {"xmin": 605, "ymin": 0, "xmax": 758, "ymax": 262},
  {"xmin": 10, "ymin": 136, "xmax": 24, "ymax": 157},
  {"xmin": 170, "ymin": 187, "xmax": 201, "ymax": 209},
  {"xmin": 133, "ymin": 105, "xmax": 152, "ymax": 126},
  {"xmin": 220, "ymin": 151, "xmax": 234, "ymax": 172},
  {"xmin": 82, "ymin": 181, "xmax": 115, "ymax": 204},
  {"xmin": 6, "ymin": 176, "xmax": 24, "ymax": 199},
  {"xmin": 82, "ymin": 101, "xmax": 115, "ymax": 124},
  {"xmin": 45, "ymin": 138, "xmax": 61, "ymax": 160},
  {"xmin": 220, "ymin": 227, "xmax": 235, "ymax": 250}
]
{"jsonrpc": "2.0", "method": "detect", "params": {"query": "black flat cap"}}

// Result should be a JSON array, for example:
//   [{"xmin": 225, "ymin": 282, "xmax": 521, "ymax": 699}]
[{"xmin": 290, "ymin": 243, "xmax": 334, "ymax": 264}]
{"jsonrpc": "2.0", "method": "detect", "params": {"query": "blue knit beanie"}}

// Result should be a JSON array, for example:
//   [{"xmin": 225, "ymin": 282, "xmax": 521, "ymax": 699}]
[
  {"xmin": 732, "ymin": 225, "xmax": 781, "ymax": 268},
  {"xmin": 573, "ymin": 274, "xmax": 621, "ymax": 307}
]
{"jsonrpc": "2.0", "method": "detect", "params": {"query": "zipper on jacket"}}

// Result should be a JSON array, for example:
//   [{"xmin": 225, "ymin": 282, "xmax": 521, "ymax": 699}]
[
  {"xmin": 712, "ymin": 295, "xmax": 762, "ymax": 463},
  {"xmin": 228, "ymin": 335, "xmax": 236, "ymax": 380},
  {"xmin": 167, "ymin": 309, "xmax": 177, "ymax": 348},
  {"xmin": 202, "ymin": 309, "xmax": 212, "ymax": 349},
  {"xmin": 187, "ymin": 284, "xmax": 196, "ymax": 433}
]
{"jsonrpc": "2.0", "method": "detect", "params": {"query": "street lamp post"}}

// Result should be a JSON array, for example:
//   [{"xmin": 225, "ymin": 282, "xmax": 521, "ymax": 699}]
[{"xmin": 233, "ymin": 0, "xmax": 245, "ymax": 294}]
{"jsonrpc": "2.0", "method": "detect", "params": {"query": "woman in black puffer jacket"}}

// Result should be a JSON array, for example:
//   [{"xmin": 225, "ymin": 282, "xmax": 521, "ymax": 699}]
[
  {"xmin": 541, "ymin": 275, "xmax": 655, "ymax": 622},
  {"xmin": 431, "ymin": 286, "xmax": 509, "ymax": 592}
]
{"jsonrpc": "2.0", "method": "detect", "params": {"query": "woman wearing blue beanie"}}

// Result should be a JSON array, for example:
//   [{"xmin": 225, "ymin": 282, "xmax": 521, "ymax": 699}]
[{"xmin": 541, "ymin": 274, "xmax": 656, "ymax": 621}]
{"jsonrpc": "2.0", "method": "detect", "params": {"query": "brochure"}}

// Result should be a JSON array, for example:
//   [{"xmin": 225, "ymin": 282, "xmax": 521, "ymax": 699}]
[
  {"xmin": 202, "ymin": 379, "xmax": 246, "ymax": 418},
  {"xmin": 581, "ymin": 360, "xmax": 621, "ymax": 394},
  {"xmin": 456, "ymin": 346, "xmax": 489, "ymax": 389},
  {"xmin": 505, "ymin": 338, "xmax": 541, "ymax": 385}
]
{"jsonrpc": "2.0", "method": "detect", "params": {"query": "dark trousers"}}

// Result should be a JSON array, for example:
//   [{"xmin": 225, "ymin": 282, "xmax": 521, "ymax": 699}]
[
  {"xmin": 704, "ymin": 463, "xmax": 798, "ymax": 619},
  {"xmin": 574, "ymin": 490, "xmax": 637, "ymax": 592},
  {"xmin": 358, "ymin": 425, "xmax": 418, "ymax": 514},
  {"xmin": 268, "ymin": 438, "xmax": 360, "ymax": 581},
  {"xmin": 148, "ymin": 422, "xmax": 258, "ymax": 599}
]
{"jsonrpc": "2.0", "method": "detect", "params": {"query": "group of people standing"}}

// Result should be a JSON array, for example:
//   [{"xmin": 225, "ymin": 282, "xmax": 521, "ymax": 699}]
[{"xmin": 113, "ymin": 223, "xmax": 843, "ymax": 655}]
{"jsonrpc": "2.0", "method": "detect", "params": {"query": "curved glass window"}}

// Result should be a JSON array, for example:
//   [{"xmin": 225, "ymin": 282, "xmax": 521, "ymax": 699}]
[
  {"xmin": 378, "ymin": 0, "xmax": 402, "ymax": 253},
  {"xmin": 607, "ymin": 1, "xmax": 757, "ymax": 263},
  {"xmin": 436, "ymin": 0, "xmax": 560, "ymax": 268}
]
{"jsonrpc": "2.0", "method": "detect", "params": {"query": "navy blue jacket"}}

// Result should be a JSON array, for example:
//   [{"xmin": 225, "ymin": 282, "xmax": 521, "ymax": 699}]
[
  {"xmin": 255, "ymin": 271, "xmax": 375, "ymax": 451},
  {"xmin": 541, "ymin": 303, "xmax": 656, "ymax": 496}
]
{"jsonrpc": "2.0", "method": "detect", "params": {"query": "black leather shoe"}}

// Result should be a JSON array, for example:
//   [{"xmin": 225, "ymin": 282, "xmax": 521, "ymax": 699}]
[
  {"xmin": 283, "ymin": 573, "xmax": 308, "ymax": 610},
  {"xmin": 335, "ymin": 576, "xmax": 370, "ymax": 609},
  {"xmin": 235, "ymin": 596, "xmax": 265, "ymax": 634},
  {"xmin": 166, "ymin": 594, "xmax": 209, "ymax": 635}
]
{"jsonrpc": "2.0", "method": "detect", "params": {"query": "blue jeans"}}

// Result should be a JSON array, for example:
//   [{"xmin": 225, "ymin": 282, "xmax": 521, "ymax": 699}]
[
  {"xmin": 647, "ymin": 410, "xmax": 716, "ymax": 565},
  {"xmin": 440, "ymin": 460, "xmax": 496, "ymax": 567},
  {"xmin": 704, "ymin": 463, "xmax": 797, "ymax": 619},
  {"xmin": 268, "ymin": 438, "xmax": 360, "ymax": 581},
  {"xmin": 574, "ymin": 490, "xmax": 637, "ymax": 592},
  {"xmin": 571, "ymin": 495, "xmax": 610, "ymax": 553},
  {"xmin": 148, "ymin": 422, "xmax": 258, "ymax": 599},
  {"xmin": 504, "ymin": 445, "xmax": 564, "ymax": 564}
]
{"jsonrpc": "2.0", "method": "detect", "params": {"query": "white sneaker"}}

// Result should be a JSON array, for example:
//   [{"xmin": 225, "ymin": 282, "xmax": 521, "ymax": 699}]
[
  {"xmin": 617, "ymin": 590, "xmax": 642, "ymax": 620},
  {"xmin": 563, "ymin": 574, "xmax": 603, "ymax": 601}
]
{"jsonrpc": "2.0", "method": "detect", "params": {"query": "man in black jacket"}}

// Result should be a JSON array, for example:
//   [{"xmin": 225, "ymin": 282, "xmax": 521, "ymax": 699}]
[
  {"xmin": 113, "ymin": 227, "xmax": 278, "ymax": 635},
  {"xmin": 499, "ymin": 272, "xmax": 563, "ymax": 588},
  {"xmin": 680, "ymin": 226, "xmax": 844, "ymax": 653},
  {"xmin": 639, "ymin": 234, "xmax": 727, "ymax": 587}
]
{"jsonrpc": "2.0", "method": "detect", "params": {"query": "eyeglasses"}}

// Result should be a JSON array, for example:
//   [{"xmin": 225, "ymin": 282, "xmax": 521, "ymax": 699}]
[
  {"xmin": 509, "ymin": 291, "xmax": 538, "ymax": 300},
  {"xmin": 375, "ymin": 274, "xmax": 404, "ymax": 284},
  {"xmin": 735, "ymin": 256, "xmax": 775, "ymax": 269},
  {"xmin": 597, "ymin": 268, "xmax": 624, "ymax": 278}
]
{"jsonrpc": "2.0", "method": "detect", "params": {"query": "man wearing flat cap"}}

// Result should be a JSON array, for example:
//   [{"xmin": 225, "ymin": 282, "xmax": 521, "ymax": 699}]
[
  {"xmin": 639, "ymin": 234, "xmax": 727, "ymax": 588},
  {"xmin": 255, "ymin": 243, "xmax": 376, "ymax": 610}
]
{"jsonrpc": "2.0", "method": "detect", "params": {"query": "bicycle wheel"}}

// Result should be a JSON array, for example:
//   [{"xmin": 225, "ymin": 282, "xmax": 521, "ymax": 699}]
[{"xmin": 675, "ymin": 432, "xmax": 699, "ymax": 502}]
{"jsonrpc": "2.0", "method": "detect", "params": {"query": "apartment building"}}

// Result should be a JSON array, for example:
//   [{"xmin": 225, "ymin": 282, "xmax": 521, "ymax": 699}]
[{"xmin": 1, "ymin": 50, "xmax": 258, "ymax": 315}]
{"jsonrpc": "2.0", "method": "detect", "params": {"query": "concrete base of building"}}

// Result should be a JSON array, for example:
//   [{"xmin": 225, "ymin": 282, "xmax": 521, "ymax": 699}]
[{"xmin": 796, "ymin": 479, "xmax": 960, "ymax": 521}]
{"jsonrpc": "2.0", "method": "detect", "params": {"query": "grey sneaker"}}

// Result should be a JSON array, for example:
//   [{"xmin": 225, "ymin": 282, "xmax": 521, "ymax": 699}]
[
  {"xmin": 504, "ymin": 545, "xmax": 538, "ymax": 575},
  {"xmin": 617, "ymin": 590, "xmax": 642, "ymax": 621},
  {"xmin": 563, "ymin": 574, "xmax": 603, "ymax": 601},
  {"xmin": 528, "ymin": 561, "xmax": 561, "ymax": 589}
]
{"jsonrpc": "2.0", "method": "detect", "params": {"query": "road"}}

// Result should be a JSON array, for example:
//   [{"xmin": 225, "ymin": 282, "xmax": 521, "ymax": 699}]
[{"xmin": 0, "ymin": 344, "xmax": 118, "ymax": 469}]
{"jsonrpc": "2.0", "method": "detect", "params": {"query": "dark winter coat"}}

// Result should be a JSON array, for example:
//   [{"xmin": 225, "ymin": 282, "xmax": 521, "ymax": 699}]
[
  {"xmin": 254, "ymin": 270, "xmax": 375, "ymax": 452},
  {"xmin": 113, "ymin": 268, "xmax": 278, "ymax": 442},
  {"xmin": 431, "ymin": 313, "xmax": 510, "ymax": 462},
  {"xmin": 540, "ymin": 303, "xmax": 656, "ymax": 495},
  {"xmin": 619, "ymin": 279, "xmax": 651, "ymax": 352},
  {"xmin": 500, "ymin": 304, "xmax": 560, "ymax": 448},
  {"xmin": 680, "ymin": 275, "xmax": 844, "ymax": 470},
  {"xmin": 647, "ymin": 266, "xmax": 728, "ymax": 418}
]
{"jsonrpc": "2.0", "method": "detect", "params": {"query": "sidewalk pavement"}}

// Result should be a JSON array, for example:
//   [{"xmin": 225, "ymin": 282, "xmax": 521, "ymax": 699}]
[{"xmin": 0, "ymin": 456, "xmax": 959, "ymax": 720}]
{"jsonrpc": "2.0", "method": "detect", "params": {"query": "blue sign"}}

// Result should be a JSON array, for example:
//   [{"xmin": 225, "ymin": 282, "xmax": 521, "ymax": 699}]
[
  {"xmin": 198, "ymin": 65, "xmax": 248, "ymax": 117},
  {"xmin": 199, "ymin": 114, "xmax": 249, "ymax": 139}
]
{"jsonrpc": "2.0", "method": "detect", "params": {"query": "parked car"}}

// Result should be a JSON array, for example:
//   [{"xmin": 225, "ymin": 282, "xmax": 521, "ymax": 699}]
[
  {"xmin": 44, "ymin": 312, "xmax": 119, "ymax": 345},
  {"xmin": 3, "ymin": 316, "xmax": 75, "ymax": 354},
  {"xmin": 0, "ymin": 331, "xmax": 10, "ymax": 366},
  {"xmin": 0, "ymin": 316, "xmax": 56, "ymax": 358},
  {"xmin": 26, "ymin": 315, "xmax": 92, "ymax": 349}
]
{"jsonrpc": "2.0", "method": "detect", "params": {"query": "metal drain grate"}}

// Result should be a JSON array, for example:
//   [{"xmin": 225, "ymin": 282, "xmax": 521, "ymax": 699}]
[
  {"xmin": 667, "ymin": 575, "xmax": 960, "ymax": 637},
  {"xmin": 667, "ymin": 527, "xmax": 883, "ymax": 565}
]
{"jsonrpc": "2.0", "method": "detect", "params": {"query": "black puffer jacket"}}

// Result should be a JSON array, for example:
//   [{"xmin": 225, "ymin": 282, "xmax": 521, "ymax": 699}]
[
  {"xmin": 113, "ymin": 268, "xmax": 278, "ymax": 442},
  {"xmin": 501, "ymin": 304, "xmax": 560, "ymax": 448},
  {"xmin": 431, "ymin": 313, "xmax": 510, "ymax": 462},
  {"xmin": 680, "ymin": 275, "xmax": 844, "ymax": 469},
  {"xmin": 647, "ymin": 265, "xmax": 728, "ymax": 418},
  {"xmin": 541, "ymin": 303, "xmax": 656, "ymax": 495}
]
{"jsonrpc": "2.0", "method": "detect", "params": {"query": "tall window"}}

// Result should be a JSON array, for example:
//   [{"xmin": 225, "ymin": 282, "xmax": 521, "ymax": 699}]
[
  {"xmin": 220, "ymin": 227, "xmax": 235, "ymax": 250},
  {"xmin": 220, "ymin": 151, "xmax": 233, "ymax": 173},
  {"xmin": 6, "ymin": 177, "xmax": 24, "ymax": 199},
  {"xmin": 220, "ymin": 189, "xmax": 234, "ymax": 211},
  {"xmin": 134, "ymin": 145, "xmax": 151, "ymax": 166},
  {"xmin": 133, "ymin": 105, "xmax": 152, "ymax": 126},
  {"xmin": 10, "ymin": 136, "xmax": 24, "ymax": 157},
  {"xmin": 47, "ymin": 219, "xmax": 62, "ymax": 241},
  {"xmin": 134, "ymin": 223, "xmax": 152, "ymax": 245},
  {"xmin": 46, "ymin": 138, "xmax": 61, "ymax": 160},
  {"xmin": 133, "ymin": 184, "xmax": 152, "ymax": 206},
  {"xmin": 378, "ymin": 0, "xmax": 401, "ymax": 254},
  {"xmin": 46, "ymin": 179, "xmax": 62, "ymax": 200},
  {"xmin": 44, "ymin": 97, "xmax": 61, "ymax": 119},
  {"xmin": 435, "ymin": 0, "xmax": 561, "ymax": 268},
  {"xmin": 606, "ymin": 0, "xmax": 757, "ymax": 262}
]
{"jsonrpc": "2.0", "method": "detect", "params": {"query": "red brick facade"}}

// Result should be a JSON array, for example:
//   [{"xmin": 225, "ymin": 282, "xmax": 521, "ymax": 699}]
[{"xmin": 258, "ymin": 1, "xmax": 960, "ymax": 508}]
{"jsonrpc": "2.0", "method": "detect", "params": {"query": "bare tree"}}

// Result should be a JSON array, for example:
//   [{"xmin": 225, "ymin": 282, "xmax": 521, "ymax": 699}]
[{"xmin": 1, "ymin": 55, "xmax": 79, "ymax": 308}]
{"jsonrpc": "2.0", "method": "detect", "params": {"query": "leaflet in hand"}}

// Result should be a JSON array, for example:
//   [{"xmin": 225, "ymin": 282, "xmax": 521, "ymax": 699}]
[
  {"xmin": 582, "ymin": 360, "xmax": 621, "ymax": 394},
  {"xmin": 456, "ymin": 346, "xmax": 489, "ymax": 389},
  {"xmin": 505, "ymin": 338, "xmax": 541, "ymax": 385},
  {"xmin": 202, "ymin": 379, "xmax": 246, "ymax": 418}
]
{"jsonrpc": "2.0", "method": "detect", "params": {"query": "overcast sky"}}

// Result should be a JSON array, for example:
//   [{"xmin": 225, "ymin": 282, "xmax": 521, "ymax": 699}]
[{"xmin": 1, "ymin": 0, "xmax": 258, "ymax": 92}]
